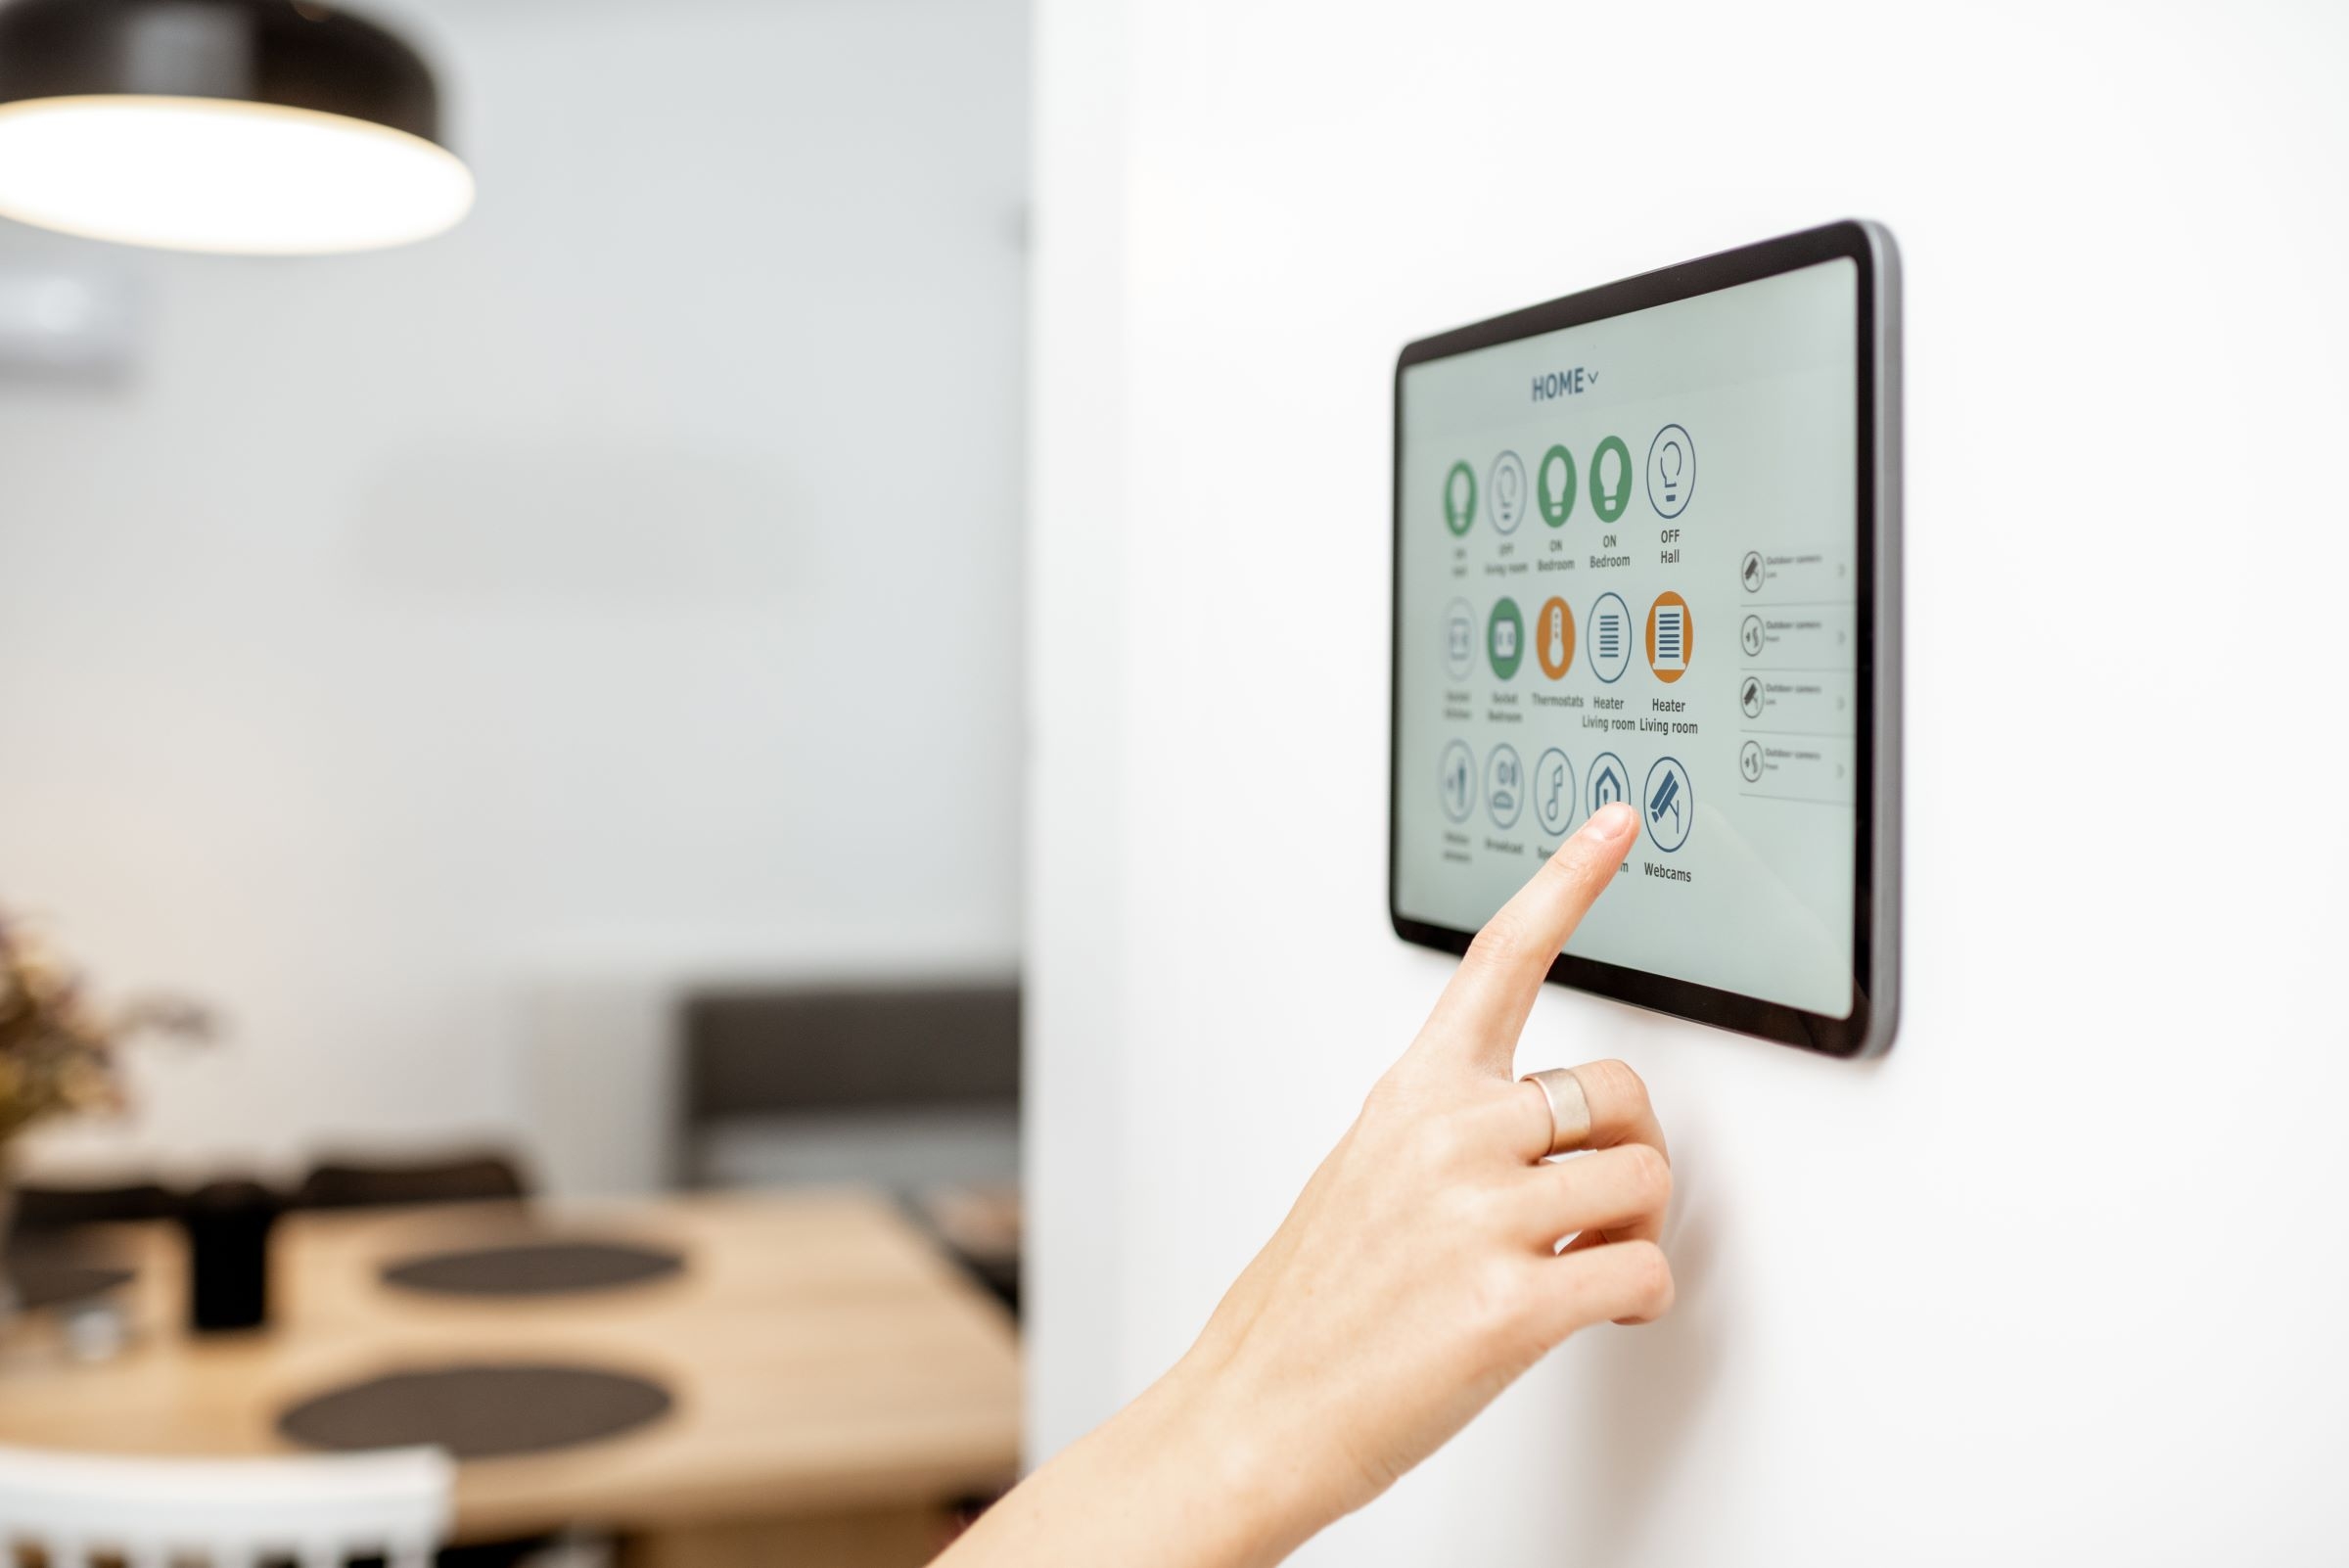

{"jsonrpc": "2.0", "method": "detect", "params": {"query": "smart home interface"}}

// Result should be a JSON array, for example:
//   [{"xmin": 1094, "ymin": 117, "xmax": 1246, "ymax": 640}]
[{"xmin": 1394, "ymin": 254, "xmax": 1871, "ymax": 1028}]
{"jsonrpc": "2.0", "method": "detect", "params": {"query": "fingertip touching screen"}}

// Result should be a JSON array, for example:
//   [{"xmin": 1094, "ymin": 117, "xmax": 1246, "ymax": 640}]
[{"xmin": 1390, "ymin": 222, "xmax": 1899, "ymax": 1057}]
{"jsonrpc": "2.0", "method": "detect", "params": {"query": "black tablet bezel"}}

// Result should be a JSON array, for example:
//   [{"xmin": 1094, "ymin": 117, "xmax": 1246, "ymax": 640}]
[{"xmin": 1388, "ymin": 219, "xmax": 1901, "ymax": 1059}]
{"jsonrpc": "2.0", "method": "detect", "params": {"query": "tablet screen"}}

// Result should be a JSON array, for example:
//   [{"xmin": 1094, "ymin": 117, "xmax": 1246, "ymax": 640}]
[{"xmin": 1393, "ymin": 257, "xmax": 1862, "ymax": 1019}]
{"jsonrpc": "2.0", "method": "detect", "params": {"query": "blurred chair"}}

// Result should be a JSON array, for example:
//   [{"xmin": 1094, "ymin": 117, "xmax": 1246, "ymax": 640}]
[
  {"xmin": 679, "ymin": 982, "xmax": 1020, "ymax": 1304},
  {"xmin": 293, "ymin": 1153, "xmax": 531, "ymax": 1213},
  {"xmin": 8, "ymin": 1180, "xmax": 181, "ymax": 1237},
  {"xmin": 0, "ymin": 1444, "xmax": 452, "ymax": 1568}
]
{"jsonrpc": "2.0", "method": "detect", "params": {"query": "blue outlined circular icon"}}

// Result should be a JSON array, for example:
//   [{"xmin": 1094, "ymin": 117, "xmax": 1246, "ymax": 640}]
[
  {"xmin": 1532, "ymin": 747, "xmax": 1576, "ymax": 838},
  {"xmin": 1588, "ymin": 592, "xmax": 1633, "ymax": 684},
  {"xmin": 1439, "ymin": 740, "xmax": 1476, "ymax": 824},
  {"xmin": 1587, "ymin": 751, "xmax": 1631, "ymax": 818},
  {"xmin": 1646, "ymin": 424, "xmax": 1695, "ymax": 519},
  {"xmin": 1642, "ymin": 756, "xmax": 1693, "ymax": 853},
  {"xmin": 1443, "ymin": 599, "xmax": 1477, "ymax": 680},
  {"xmin": 1485, "ymin": 743, "xmax": 1525, "ymax": 830},
  {"xmin": 1488, "ymin": 449, "xmax": 1528, "ymax": 534}
]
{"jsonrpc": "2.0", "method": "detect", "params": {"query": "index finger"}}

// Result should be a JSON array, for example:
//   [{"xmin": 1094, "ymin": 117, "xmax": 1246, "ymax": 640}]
[{"xmin": 1417, "ymin": 801, "xmax": 1637, "ymax": 1075}]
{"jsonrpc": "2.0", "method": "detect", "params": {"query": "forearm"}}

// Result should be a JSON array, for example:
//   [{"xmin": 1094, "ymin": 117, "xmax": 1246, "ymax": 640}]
[{"xmin": 936, "ymin": 1356, "xmax": 1323, "ymax": 1568}]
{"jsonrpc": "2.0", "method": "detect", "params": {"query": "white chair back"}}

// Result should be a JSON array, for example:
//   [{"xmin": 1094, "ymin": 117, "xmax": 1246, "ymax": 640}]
[{"xmin": 0, "ymin": 1445, "xmax": 453, "ymax": 1568}]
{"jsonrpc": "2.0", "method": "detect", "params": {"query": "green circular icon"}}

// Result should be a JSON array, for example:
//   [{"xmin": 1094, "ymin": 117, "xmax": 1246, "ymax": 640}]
[
  {"xmin": 1444, "ymin": 460, "xmax": 1477, "ymax": 536},
  {"xmin": 1487, "ymin": 597, "xmax": 1524, "ymax": 680},
  {"xmin": 1589, "ymin": 436, "xmax": 1633, "ymax": 524},
  {"xmin": 1537, "ymin": 443, "xmax": 1577, "ymax": 527}
]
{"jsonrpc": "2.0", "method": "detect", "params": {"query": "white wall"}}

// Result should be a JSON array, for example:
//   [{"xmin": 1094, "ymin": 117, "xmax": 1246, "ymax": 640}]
[
  {"xmin": 0, "ymin": 0, "xmax": 1029, "ymax": 1186},
  {"xmin": 1026, "ymin": 1, "xmax": 2349, "ymax": 1559}
]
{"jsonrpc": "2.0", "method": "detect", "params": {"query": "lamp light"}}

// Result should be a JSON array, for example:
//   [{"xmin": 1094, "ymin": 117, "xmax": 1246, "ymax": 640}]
[{"xmin": 0, "ymin": 0, "xmax": 472, "ymax": 254}]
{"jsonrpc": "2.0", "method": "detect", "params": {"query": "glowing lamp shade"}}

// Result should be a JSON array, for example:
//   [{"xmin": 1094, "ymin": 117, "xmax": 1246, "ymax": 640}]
[{"xmin": 0, "ymin": 0, "xmax": 471, "ymax": 255}]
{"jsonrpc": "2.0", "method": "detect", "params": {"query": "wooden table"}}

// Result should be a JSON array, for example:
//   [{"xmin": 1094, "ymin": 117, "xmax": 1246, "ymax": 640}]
[{"xmin": 0, "ymin": 1190, "xmax": 1021, "ymax": 1566}]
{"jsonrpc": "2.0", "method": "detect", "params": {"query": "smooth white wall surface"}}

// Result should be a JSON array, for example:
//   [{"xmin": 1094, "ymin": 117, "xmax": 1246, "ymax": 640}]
[
  {"xmin": 1026, "ymin": 1, "xmax": 2349, "ymax": 1559},
  {"xmin": 0, "ymin": 0, "xmax": 1028, "ymax": 1181}
]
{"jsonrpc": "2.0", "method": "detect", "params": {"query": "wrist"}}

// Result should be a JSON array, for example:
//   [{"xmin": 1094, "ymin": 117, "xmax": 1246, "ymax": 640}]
[{"xmin": 1143, "ymin": 1348, "xmax": 1342, "ymax": 1566}]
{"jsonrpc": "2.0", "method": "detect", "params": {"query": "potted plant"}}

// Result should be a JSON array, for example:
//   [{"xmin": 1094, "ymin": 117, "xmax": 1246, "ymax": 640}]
[{"xmin": 0, "ymin": 914, "xmax": 211, "ymax": 1249}]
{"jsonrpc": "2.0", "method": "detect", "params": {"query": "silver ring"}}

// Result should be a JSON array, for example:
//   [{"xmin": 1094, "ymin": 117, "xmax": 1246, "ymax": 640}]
[{"xmin": 1520, "ymin": 1067, "xmax": 1592, "ymax": 1157}]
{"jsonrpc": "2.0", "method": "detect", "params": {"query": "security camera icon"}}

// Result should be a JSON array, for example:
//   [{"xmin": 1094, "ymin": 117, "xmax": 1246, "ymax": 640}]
[{"xmin": 1642, "ymin": 757, "xmax": 1693, "ymax": 853}]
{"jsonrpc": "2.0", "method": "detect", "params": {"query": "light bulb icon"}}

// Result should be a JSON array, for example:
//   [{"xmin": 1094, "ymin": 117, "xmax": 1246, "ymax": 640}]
[
  {"xmin": 1444, "ymin": 461, "xmax": 1475, "ymax": 534},
  {"xmin": 1487, "ymin": 450, "xmax": 1527, "ymax": 532},
  {"xmin": 1645, "ymin": 424, "xmax": 1695, "ymax": 519},
  {"xmin": 1589, "ymin": 436, "xmax": 1632, "ymax": 522},
  {"xmin": 1538, "ymin": 444, "xmax": 1575, "ymax": 525}
]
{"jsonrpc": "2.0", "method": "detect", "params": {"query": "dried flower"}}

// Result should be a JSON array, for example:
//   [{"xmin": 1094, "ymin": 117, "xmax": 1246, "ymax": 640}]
[{"xmin": 0, "ymin": 912, "xmax": 214, "ymax": 1145}]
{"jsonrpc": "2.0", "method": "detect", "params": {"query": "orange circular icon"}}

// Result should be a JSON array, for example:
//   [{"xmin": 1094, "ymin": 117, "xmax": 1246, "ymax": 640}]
[
  {"xmin": 1645, "ymin": 591, "xmax": 1693, "ymax": 683},
  {"xmin": 1535, "ymin": 596, "xmax": 1576, "ymax": 679}
]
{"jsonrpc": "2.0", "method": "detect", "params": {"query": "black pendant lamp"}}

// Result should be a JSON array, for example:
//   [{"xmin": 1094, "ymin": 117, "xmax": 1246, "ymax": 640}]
[{"xmin": 0, "ymin": 0, "xmax": 472, "ymax": 254}]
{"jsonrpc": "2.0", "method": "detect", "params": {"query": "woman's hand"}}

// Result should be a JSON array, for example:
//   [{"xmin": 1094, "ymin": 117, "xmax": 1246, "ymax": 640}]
[
  {"xmin": 1166, "ymin": 800, "xmax": 1673, "ymax": 1533},
  {"xmin": 939, "ymin": 802, "xmax": 1672, "ymax": 1568}
]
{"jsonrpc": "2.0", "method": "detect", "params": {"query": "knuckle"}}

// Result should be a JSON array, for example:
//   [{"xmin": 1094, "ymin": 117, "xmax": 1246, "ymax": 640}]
[
  {"xmin": 1479, "ymin": 1176, "xmax": 1535, "ymax": 1237},
  {"xmin": 1580, "ymin": 1057, "xmax": 1650, "ymax": 1115},
  {"xmin": 1474, "ymin": 1258, "xmax": 1535, "ymax": 1332},
  {"xmin": 1622, "ymin": 1143, "xmax": 1673, "ymax": 1207},
  {"xmin": 1360, "ymin": 1071, "xmax": 1407, "ymax": 1121},
  {"xmin": 1447, "ymin": 1180, "xmax": 1507, "ymax": 1242},
  {"xmin": 1622, "ymin": 1240, "xmax": 1675, "ymax": 1314},
  {"xmin": 1544, "ymin": 838, "xmax": 1603, "ymax": 886},
  {"xmin": 1465, "ymin": 913, "xmax": 1530, "ymax": 973}
]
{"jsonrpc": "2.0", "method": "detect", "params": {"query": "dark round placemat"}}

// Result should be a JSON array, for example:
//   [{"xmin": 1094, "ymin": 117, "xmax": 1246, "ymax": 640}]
[
  {"xmin": 379, "ymin": 1239, "xmax": 684, "ymax": 1299},
  {"xmin": 4, "ymin": 1257, "xmax": 134, "ymax": 1312},
  {"xmin": 278, "ymin": 1362, "xmax": 672, "ymax": 1459}
]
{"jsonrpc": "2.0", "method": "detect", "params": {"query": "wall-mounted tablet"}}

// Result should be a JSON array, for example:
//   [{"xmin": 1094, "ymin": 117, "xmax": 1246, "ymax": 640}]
[{"xmin": 1389, "ymin": 220, "xmax": 1901, "ymax": 1057}]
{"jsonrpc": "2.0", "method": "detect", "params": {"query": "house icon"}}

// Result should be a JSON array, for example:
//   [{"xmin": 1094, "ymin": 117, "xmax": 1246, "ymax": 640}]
[{"xmin": 1592, "ymin": 763, "xmax": 1624, "ymax": 809}]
